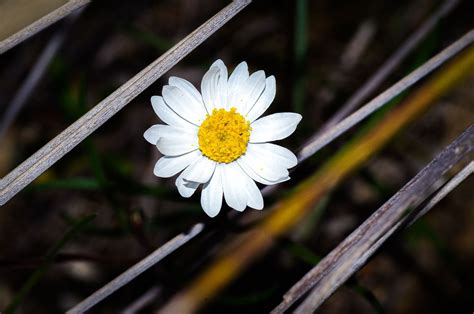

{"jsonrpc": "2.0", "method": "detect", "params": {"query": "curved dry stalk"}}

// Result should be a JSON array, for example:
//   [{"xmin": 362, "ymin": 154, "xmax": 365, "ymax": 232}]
[
  {"xmin": 67, "ymin": 223, "xmax": 203, "ymax": 314},
  {"xmin": 286, "ymin": 131, "xmax": 473, "ymax": 314},
  {"xmin": 298, "ymin": 30, "xmax": 474, "ymax": 163},
  {"xmin": 0, "ymin": 0, "xmax": 252, "ymax": 204},
  {"xmin": 0, "ymin": 0, "xmax": 90, "ymax": 54}
]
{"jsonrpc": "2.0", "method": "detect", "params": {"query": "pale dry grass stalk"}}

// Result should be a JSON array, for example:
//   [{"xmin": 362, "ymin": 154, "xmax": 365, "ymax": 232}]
[
  {"xmin": 0, "ymin": 0, "xmax": 90, "ymax": 54},
  {"xmin": 261, "ymin": 30, "xmax": 474, "ymax": 197},
  {"xmin": 314, "ymin": 0, "xmax": 460, "ymax": 132},
  {"xmin": 298, "ymin": 30, "xmax": 474, "ymax": 163},
  {"xmin": 339, "ymin": 19, "xmax": 376, "ymax": 70},
  {"xmin": 409, "ymin": 160, "xmax": 473, "ymax": 225},
  {"xmin": 0, "ymin": 0, "xmax": 252, "ymax": 205},
  {"xmin": 121, "ymin": 286, "xmax": 161, "ymax": 314},
  {"xmin": 67, "ymin": 223, "xmax": 203, "ymax": 313},
  {"xmin": 0, "ymin": 8, "xmax": 84, "ymax": 143}
]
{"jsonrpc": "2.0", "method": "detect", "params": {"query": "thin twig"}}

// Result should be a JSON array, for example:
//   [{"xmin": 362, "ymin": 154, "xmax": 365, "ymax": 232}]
[
  {"xmin": 298, "ymin": 30, "xmax": 474, "ymax": 163},
  {"xmin": 313, "ymin": 20, "xmax": 376, "ymax": 118},
  {"xmin": 272, "ymin": 125, "xmax": 474, "ymax": 313},
  {"xmin": 313, "ymin": 0, "xmax": 460, "ymax": 133},
  {"xmin": 121, "ymin": 286, "xmax": 161, "ymax": 314},
  {"xmin": 67, "ymin": 223, "xmax": 204, "ymax": 314},
  {"xmin": 356, "ymin": 160, "xmax": 474, "ymax": 274},
  {"xmin": 0, "ymin": 0, "xmax": 252, "ymax": 204},
  {"xmin": 410, "ymin": 160, "xmax": 473, "ymax": 224},
  {"xmin": 0, "ymin": 9, "xmax": 85, "ymax": 144},
  {"xmin": 340, "ymin": 20, "xmax": 376, "ymax": 71},
  {"xmin": 0, "ymin": 0, "xmax": 90, "ymax": 54}
]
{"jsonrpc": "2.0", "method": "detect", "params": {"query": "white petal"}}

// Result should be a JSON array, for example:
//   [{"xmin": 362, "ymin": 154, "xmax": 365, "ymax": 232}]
[
  {"xmin": 228, "ymin": 62, "xmax": 249, "ymax": 90},
  {"xmin": 239, "ymin": 145, "xmax": 289, "ymax": 181},
  {"xmin": 201, "ymin": 67, "xmax": 219, "ymax": 111},
  {"xmin": 175, "ymin": 171, "xmax": 199, "ymax": 198},
  {"xmin": 168, "ymin": 76, "xmax": 203, "ymax": 107},
  {"xmin": 156, "ymin": 134, "xmax": 198, "ymax": 156},
  {"xmin": 153, "ymin": 150, "xmax": 200, "ymax": 178},
  {"xmin": 237, "ymin": 70, "xmax": 266, "ymax": 115},
  {"xmin": 246, "ymin": 76, "xmax": 276, "ymax": 122},
  {"xmin": 239, "ymin": 167, "xmax": 264, "ymax": 209},
  {"xmin": 151, "ymin": 96, "xmax": 192, "ymax": 128},
  {"xmin": 143, "ymin": 125, "xmax": 163, "ymax": 145},
  {"xmin": 227, "ymin": 61, "xmax": 249, "ymax": 106},
  {"xmin": 222, "ymin": 162, "xmax": 247, "ymax": 212},
  {"xmin": 181, "ymin": 155, "xmax": 216, "ymax": 183},
  {"xmin": 250, "ymin": 113, "xmax": 302, "ymax": 143},
  {"xmin": 248, "ymin": 143, "xmax": 297, "ymax": 169},
  {"xmin": 201, "ymin": 60, "xmax": 228, "ymax": 112},
  {"xmin": 201, "ymin": 165, "xmax": 223, "ymax": 217},
  {"xmin": 162, "ymin": 85, "xmax": 207, "ymax": 125},
  {"xmin": 144, "ymin": 124, "xmax": 196, "ymax": 145},
  {"xmin": 237, "ymin": 158, "xmax": 290, "ymax": 185}
]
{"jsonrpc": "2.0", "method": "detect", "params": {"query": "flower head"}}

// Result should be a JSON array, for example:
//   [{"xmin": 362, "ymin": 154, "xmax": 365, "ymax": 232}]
[{"xmin": 144, "ymin": 60, "xmax": 301, "ymax": 217}]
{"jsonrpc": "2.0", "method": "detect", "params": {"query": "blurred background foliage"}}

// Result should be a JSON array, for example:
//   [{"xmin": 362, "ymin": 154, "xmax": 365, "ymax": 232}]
[{"xmin": 0, "ymin": 0, "xmax": 473, "ymax": 313}]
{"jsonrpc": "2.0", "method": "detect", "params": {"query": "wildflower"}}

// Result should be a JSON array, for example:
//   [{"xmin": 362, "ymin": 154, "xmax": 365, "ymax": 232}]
[{"xmin": 144, "ymin": 60, "xmax": 301, "ymax": 217}]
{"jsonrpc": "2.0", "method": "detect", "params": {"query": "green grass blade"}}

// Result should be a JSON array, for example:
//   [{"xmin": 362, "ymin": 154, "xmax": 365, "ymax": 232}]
[{"xmin": 4, "ymin": 214, "xmax": 96, "ymax": 314}]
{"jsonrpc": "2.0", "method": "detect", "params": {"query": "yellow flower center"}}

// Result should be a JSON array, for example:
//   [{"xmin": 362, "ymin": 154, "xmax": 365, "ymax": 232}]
[{"xmin": 198, "ymin": 107, "xmax": 251, "ymax": 163}]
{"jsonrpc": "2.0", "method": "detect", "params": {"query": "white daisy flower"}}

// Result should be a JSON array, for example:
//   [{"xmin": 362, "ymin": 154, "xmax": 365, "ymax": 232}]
[{"xmin": 144, "ymin": 60, "xmax": 302, "ymax": 217}]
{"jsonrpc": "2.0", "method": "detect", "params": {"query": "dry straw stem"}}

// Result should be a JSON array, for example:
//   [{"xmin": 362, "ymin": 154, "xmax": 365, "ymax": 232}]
[
  {"xmin": 67, "ymin": 223, "xmax": 204, "ymax": 314},
  {"xmin": 298, "ymin": 29, "xmax": 474, "ymax": 163},
  {"xmin": 0, "ymin": 0, "xmax": 252, "ymax": 205},
  {"xmin": 159, "ymin": 45, "xmax": 474, "ymax": 314},
  {"xmin": 263, "ymin": 30, "xmax": 473, "ymax": 197},
  {"xmin": 410, "ymin": 160, "xmax": 473, "ymax": 225},
  {"xmin": 315, "ymin": 0, "xmax": 460, "ymax": 132},
  {"xmin": 0, "ymin": 0, "xmax": 90, "ymax": 54},
  {"xmin": 122, "ymin": 286, "xmax": 161, "ymax": 314},
  {"xmin": 284, "ymin": 131, "xmax": 474, "ymax": 313},
  {"xmin": 0, "ymin": 9, "xmax": 84, "ymax": 143},
  {"xmin": 352, "ymin": 160, "xmax": 474, "ymax": 286}
]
